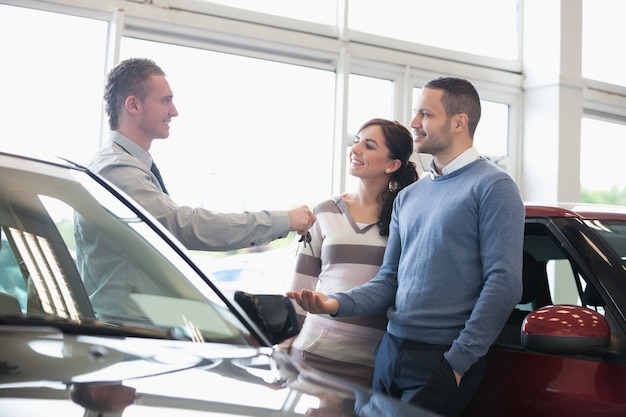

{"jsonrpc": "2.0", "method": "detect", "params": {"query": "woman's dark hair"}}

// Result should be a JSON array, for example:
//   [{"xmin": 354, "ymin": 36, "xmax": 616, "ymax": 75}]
[
  {"xmin": 356, "ymin": 118, "xmax": 419, "ymax": 236},
  {"xmin": 103, "ymin": 58, "xmax": 166, "ymax": 130}
]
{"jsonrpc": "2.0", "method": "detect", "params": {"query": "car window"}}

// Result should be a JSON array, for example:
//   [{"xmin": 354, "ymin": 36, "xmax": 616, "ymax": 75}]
[
  {"xmin": 0, "ymin": 162, "xmax": 252, "ymax": 345},
  {"xmin": 546, "ymin": 258, "xmax": 583, "ymax": 305},
  {"xmin": 0, "ymin": 228, "xmax": 27, "ymax": 310},
  {"xmin": 522, "ymin": 222, "xmax": 605, "ymax": 312},
  {"xmin": 583, "ymin": 219, "xmax": 626, "ymax": 265},
  {"xmin": 496, "ymin": 220, "xmax": 606, "ymax": 347}
]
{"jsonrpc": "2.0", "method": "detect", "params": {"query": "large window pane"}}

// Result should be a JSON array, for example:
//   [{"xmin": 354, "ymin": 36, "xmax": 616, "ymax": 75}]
[
  {"xmin": 348, "ymin": 75, "xmax": 394, "ymax": 133},
  {"xmin": 120, "ymin": 38, "xmax": 335, "ymax": 229},
  {"xmin": 580, "ymin": 118, "xmax": 626, "ymax": 204},
  {"xmin": 474, "ymin": 101, "xmax": 509, "ymax": 158},
  {"xmin": 121, "ymin": 38, "xmax": 335, "ymax": 214},
  {"xmin": 344, "ymin": 75, "xmax": 394, "ymax": 190},
  {"xmin": 194, "ymin": 0, "xmax": 337, "ymax": 25},
  {"xmin": 0, "ymin": 5, "xmax": 107, "ymax": 162},
  {"xmin": 582, "ymin": 0, "xmax": 626, "ymax": 86},
  {"xmin": 119, "ymin": 39, "xmax": 336, "ymax": 294},
  {"xmin": 349, "ymin": 0, "xmax": 519, "ymax": 60}
]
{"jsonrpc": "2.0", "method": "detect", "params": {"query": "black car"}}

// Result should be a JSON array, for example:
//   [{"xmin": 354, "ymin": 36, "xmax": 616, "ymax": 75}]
[{"xmin": 0, "ymin": 151, "xmax": 438, "ymax": 417}]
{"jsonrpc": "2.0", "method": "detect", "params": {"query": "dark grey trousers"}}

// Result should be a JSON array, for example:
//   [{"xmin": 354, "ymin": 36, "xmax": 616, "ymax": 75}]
[{"xmin": 372, "ymin": 332, "xmax": 486, "ymax": 417}]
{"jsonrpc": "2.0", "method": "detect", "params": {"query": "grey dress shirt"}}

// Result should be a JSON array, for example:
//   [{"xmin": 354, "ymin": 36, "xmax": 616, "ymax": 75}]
[
  {"xmin": 74, "ymin": 132, "xmax": 291, "ymax": 318},
  {"xmin": 89, "ymin": 132, "xmax": 290, "ymax": 251}
]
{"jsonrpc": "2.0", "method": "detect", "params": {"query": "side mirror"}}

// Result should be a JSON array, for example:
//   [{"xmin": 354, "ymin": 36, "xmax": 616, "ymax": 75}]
[
  {"xmin": 234, "ymin": 291, "xmax": 300, "ymax": 345},
  {"xmin": 521, "ymin": 304, "xmax": 610, "ymax": 354}
]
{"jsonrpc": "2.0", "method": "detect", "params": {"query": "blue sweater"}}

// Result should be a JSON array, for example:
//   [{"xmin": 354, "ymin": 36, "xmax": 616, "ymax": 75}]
[{"xmin": 332, "ymin": 158, "xmax": 525, "ymax": 376}]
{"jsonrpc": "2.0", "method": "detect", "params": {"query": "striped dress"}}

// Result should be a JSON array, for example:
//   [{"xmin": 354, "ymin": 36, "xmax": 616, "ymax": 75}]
[{"xmin": 288, "ymin": 195, "xmax": 388, "ymax": 386}]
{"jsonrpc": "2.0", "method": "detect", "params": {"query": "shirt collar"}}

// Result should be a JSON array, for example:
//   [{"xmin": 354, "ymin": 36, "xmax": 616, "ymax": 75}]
[
  {"xmin": 428, "ymin": 147, "xmax": 480, "ymax": 178},
  {"xmin": 110, "ymin": 131, "xmax": 153, "ymax": 169}
]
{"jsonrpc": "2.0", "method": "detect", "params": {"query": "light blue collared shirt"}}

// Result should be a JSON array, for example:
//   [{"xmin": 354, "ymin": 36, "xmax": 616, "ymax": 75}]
[{"xmin": 428, "ymin": 147, "xmax": 480, "ymax": 179}]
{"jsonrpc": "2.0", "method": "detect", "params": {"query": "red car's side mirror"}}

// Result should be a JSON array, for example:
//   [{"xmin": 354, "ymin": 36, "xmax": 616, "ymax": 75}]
[{"xmin": 521, "ymin": 304, "xmax": 610, "ymax": 354}]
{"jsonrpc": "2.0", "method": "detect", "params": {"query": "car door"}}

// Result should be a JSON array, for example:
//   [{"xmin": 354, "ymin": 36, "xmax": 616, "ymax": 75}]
[{"xmin": 462, "ymin": 218, "xmax": 626, "ymax": 417}]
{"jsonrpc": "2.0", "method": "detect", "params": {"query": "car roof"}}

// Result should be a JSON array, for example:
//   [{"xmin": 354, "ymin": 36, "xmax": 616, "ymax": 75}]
[
  {"xmin": 525, "ymin": 202, "xmax": 626, "ymax": 221},
  {"xmin": 0, "ymin": 149, "xmax": 78, "ymax": 166}
]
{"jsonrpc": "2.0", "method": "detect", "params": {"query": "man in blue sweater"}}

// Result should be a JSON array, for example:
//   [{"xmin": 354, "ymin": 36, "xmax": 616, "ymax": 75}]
[{"xmin": 287, "ymin": 77, "xmax": 524, "ymax": 417}]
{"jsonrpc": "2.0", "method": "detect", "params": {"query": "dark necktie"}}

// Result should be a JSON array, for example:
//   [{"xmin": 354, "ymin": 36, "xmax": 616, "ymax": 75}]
[{"xmin": 150, "ymin": 161, "xmax": 169, "ymax": 195}]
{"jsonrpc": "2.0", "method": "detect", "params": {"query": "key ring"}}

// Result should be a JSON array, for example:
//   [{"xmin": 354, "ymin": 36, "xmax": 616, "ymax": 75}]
[{"xmin": 298, "ymin": 231, "xmax": 312, "ymax": 247}]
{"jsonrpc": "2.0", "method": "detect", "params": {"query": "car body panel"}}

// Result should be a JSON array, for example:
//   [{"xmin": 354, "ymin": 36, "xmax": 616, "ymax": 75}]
[
  {"xmin": 465, "ymin": 348, "xmax": 626, "ymax": 417},
  {"xmin": 0, "ymin": 151, "xmax": 438, "ymax": 416},
  {"xmin": 463, "ymin": 202, "xmax": 626, "ymax": 417},
  {"xmin": 0, "ymin": 325, "xmax": 438, "ymax": 416}
]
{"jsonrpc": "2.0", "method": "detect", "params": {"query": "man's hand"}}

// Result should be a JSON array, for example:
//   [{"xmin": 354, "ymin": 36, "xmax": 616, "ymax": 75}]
[
  {"xmin": 286, "ymin": 289, "xmax": 339, "ymax": 315},
  {"xmin": 287, "ymin": 205, "xmax": 316, "ymax": 235},
  {"xmin": 454, "ymin": 370, "xmax": 462, "ymax": 386}
]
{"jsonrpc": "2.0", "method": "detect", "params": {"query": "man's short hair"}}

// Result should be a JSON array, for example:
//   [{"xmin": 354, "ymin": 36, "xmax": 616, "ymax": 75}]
[{"xmin": 103, "ymin": 58, "xmax": 166, "ymax": 130}]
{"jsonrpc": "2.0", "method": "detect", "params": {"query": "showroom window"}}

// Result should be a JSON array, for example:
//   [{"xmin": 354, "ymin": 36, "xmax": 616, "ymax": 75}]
[
  {"xmin": 344, "ymin": 74, "xmax": 395, "ymax": 191},
  {"xmin": 0, "ymin": 4, "xmax": 107, "ymax": 163},
  {"xmin": 582, "ymin": 0, "xmax": 626, "ymax": 87},
  {"xmin": 580, "ymin": 117, "xmax": 626, "ymax": 205},
  {"xmin": 1, "ymin": 0, "xmax": 528, "ymax": 294},
  {"xmin": 119, "ymin": 37, "xmax": 337, "ymax": 291},
  {"xmin": 188, "ymin": 0, "xmax": 337, "ymax": 25},
  {"xmin": 184, "ymin": 0, "xmax": 520, "ymax": 62},
  {"xmin": 120, "ymin": 37, "xmax": 336, "ymax": 216},
  {"xmin": 349, "ymin": 0, "xmax": 519, "ymax": 60},
  {"xmin": 347, "ymin": 74, "xmax": 394, "ymax": 132}
]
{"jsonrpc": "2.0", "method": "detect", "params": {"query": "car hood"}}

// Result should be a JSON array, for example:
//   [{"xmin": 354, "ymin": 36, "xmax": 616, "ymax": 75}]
[{"xmin": 0, "ymin": 326, "xmax": 440, "ymax": 417}]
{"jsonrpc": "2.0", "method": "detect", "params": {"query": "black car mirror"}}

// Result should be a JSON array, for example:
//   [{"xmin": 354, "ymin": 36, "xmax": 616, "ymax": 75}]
[
  {"xmin": 521, "ymin": 304, "xmax": 610, "ymax": 354},
  {"xmin": 234, "ymin": 291, "xmax": 300, "ymax": 345}
]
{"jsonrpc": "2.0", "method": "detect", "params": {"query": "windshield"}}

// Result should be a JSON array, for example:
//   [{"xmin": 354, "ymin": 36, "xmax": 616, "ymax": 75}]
[
  {"xmin": 0, "ymin": 159, "xmax": 249, "ymax": 344},
  {"xmin": 583, "ymin": 219, "xmax": 626, "ymax": 264}
]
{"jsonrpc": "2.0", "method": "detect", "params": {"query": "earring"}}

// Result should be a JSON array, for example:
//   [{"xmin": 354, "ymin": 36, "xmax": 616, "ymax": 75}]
[{"xmin": 385, "ymin": 169, "xmax": 390, "ymax": 174}]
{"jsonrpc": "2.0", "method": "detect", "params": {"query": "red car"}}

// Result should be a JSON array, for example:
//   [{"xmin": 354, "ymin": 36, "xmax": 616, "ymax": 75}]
[{"xmin": 463, "ymin": 203, "xmax": 626, "ymax": 417}]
